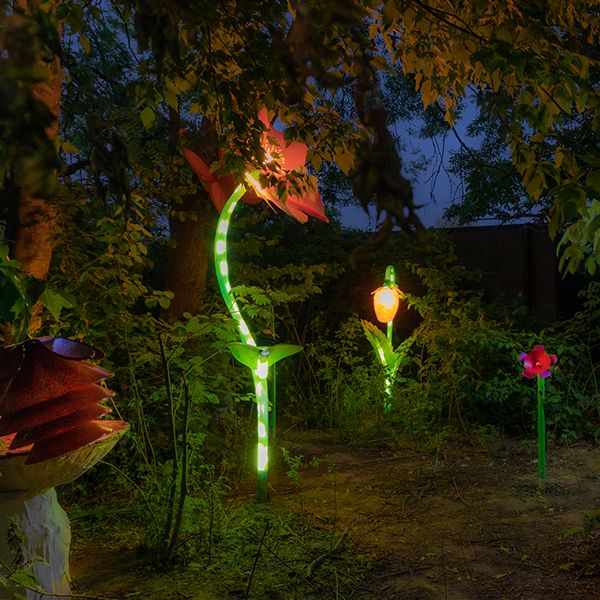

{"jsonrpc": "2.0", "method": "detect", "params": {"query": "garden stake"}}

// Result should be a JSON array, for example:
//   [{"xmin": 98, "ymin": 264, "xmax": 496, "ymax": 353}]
[
  {"xmin": 537, "ymin": 375, "xmax": 546, "ymax": 483},
  {"xmin": 270, "ymin": 365, "xmax": 277, "ymax": 437},
  {"xmin": 188, "ymin": 109, "xmax": 329, "ymax": 501},
  {"xmin": 215, "ymin": 188, "xmax": 312, "ymax": 500},
  {"xmin": 519, "ymin": 344, "xmax": 557, "ymax": 488},
  {"xmin": 366, "ymin": 265, "xmax": 402, "ymax": 414}
]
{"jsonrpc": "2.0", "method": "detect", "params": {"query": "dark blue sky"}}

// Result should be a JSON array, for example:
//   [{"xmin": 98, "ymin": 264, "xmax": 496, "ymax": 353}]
[{"xmin": 339, "ymin": 105, "xmax": 476, "ymax": 231}]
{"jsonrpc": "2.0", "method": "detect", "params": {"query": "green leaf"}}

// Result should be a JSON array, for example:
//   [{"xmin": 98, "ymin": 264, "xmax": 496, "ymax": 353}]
[
  {"xmin": 586, "ymin": 171, "xmax": 600, "ymax": 196},
  {"xmin": 360, "ymin": 320, "xmax": 398, "ymax": 366},
  {"xmin": 264, "ymin": 343, "xmax": 303, "ymax": 365},
  {"xmin": 9, "ymin": 569, "xmax": 43, "ymax": 591},
  {"xmin": 140, "ymin": 107, "xmax": 155, "ymax": 130},
  {"xmin": 61, "ymin": 141, "xmax": 79, "ymax": 154},
  {"xmin": 39, "ymin": 287, "xmax": 74, "ymax": 320},
  {"xmin": 228, "ymin": 344, "xmax": 262, "ymax": 370},
  {"xmin": 584, "ymin": 256, "xmax": 597, "ymax": 276},
  {"xmin": 227, "ymin": 343, "xmax": 302, "ymax": 370},
  {"xmin": 79, "ymin": 34, "xmax": 91, "ymax": 54}
]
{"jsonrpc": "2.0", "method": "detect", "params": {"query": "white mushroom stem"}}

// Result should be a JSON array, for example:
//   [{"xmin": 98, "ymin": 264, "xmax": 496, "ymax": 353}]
[{"xmin": 0, "ymin": 488, "xmax": 71, "ymax": 599}]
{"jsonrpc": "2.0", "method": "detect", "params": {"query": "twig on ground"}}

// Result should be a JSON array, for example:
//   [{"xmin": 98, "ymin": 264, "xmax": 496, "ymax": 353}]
[
  {"xmin": 307, "ymin": 530, "xmax": 348, "ymax": 579},
  {"xmin": 243, "ymin": 520, "xmax": 271, "ymax": 599}
]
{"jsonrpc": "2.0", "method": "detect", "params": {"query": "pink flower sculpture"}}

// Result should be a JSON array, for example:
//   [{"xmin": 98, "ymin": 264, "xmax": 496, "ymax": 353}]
[
  {"xmin": 519, "ymin": 345, "xmax": 557, "ymax": 379},
  {"xmin": 183, "ymin": 108, "xmax": 328, "ymax": 223},
  {"xmin": 182, "ymin": 148, "xmax": 261, "ymax": 212}
]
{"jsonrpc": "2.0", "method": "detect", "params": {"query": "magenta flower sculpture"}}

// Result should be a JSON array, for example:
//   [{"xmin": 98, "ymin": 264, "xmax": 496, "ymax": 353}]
[
  {"xmin": 184, "ymin": 109, "xmax": 327, "ymax": 501},
  {"xmin": 519, "ymin": 345, "xmax": 557, "ymax": 379},
  {"xmin": 520, "ymin": 344, "xmax": 557, "ymax": 486}
]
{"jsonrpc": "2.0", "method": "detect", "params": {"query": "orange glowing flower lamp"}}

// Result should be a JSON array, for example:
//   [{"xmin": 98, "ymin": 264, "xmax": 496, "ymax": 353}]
[{"xmin": 372, "ymin": 285, "xmax": 401, "ymax": 323}]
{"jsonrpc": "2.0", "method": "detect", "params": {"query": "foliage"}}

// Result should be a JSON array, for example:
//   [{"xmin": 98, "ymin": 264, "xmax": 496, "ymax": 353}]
[
  {"xmin": 445, "ymin": 104, "xmax": 531, "ymax": 225},
  {"xmin": 12, "ymin": 0, "xmax": 600, "ymax": 273},
  {"xmin": 396, "ymin": 237, "xmax": 600, "ymax": 441},
  {"xmin": 360, "ymin": 318, "xmax": 412, "ymax": 385},
  {"xmin": 286, "ymin": 313, "xmax": 383, "ymax": 430},
  {"xmin": 0, "ymin": 242, "xmax": 73, "ymax": 343}
]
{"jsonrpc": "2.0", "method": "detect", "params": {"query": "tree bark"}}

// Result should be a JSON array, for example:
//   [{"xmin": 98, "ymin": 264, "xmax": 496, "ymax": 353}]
[
  {"xmin": 164, "ymin": 194, "xmax": 216, "ymax": 321},
  {"xmin": 9, "ymin": 0, "xmax": 62, "ymax": 332},
  {"xmin": 164, "ymin": 109, "xmax": 217, "ymax": 322}
]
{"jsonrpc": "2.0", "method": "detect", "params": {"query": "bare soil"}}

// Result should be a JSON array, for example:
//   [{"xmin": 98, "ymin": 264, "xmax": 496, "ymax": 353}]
[{"xmin": 71, "ymin": 430, "xmax": 600, "ymax": 599}]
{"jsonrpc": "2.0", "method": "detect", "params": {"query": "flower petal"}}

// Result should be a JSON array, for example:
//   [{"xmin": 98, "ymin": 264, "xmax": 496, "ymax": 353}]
[
  {"xmin": 287, "ymin": 189, "xmax": 329, "ymax": 223},
  {"xmin": 183, "ymin": 148, "xmax": 214, "ymax": 184},
  {"xmin": 258, "ymin": 107, "xmax": 271, "ymax": 128},
  {"xmin": 280, "ymin": 140, "xmax": 307, "ymax": 172}
]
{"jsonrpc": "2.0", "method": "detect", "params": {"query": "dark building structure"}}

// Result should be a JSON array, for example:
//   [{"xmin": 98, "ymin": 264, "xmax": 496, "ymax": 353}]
[
  {"xmin": 444, "ymin": 223, "xmax": 557, "ymax": 311},
  {"xmin": 443, "ymin": 223, "xmax": 592, "ymax": 317}
]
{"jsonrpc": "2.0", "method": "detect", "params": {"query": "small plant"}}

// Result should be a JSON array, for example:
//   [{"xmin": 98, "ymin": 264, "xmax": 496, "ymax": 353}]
[
  {"xmin": 281, "ymin": 447, "xmax": 303, "ymax": 487},
  {"xmin": 309, "ymin": 456, "xmax": 322, "ymax": 469}
]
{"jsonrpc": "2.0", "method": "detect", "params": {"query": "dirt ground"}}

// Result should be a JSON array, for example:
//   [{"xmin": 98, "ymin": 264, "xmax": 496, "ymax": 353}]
[{"xmin": 71, "ymin": 430, "xmax": 600, "ymax": 599}]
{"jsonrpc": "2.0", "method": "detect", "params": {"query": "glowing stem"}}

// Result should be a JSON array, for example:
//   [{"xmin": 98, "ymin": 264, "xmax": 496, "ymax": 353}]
[
  {"xmin": 214, "ymin": 184, "xmax": 275, "ymax": 501},
  {"xmin": 213, "ymin": 184, "xmax": 257, "ymax": 347},
  {"xmin": 254, "ymin": 357, "xmax": 269, "ymax": 502},
  {"xmin": 537, "ymin": 375, "xmax": 546, "ymax": 484},
  {"xmin": 383, "ymin": 265, "xmax": 396, "ymax": 414}
]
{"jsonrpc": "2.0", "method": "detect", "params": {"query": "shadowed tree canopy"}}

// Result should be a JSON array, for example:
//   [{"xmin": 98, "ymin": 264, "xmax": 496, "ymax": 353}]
[{"xmin": 2, "ymin": 0, "xmax": 600, "ymax": 282}]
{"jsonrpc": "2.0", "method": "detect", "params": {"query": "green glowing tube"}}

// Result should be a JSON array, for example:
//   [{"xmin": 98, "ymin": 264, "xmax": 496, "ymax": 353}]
[
  {"xmin": 213, "ymin": 186, "xmax": 302, "ymax": 502},
  {"xmin": 213, "ymin": 184, "xmax": 257, "ymax": 347},
  {"xmin": 254, "ymin": 355, "xmax": 269, "ymax": 502},
  {"xmin": 370, "ymin": 265, "xmax": 399, "ymax": 414}
]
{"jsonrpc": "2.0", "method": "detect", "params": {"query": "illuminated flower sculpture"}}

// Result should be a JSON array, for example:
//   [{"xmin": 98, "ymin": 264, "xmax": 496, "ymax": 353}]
[
  {"xmin": 520, "ymin": 345, "xmax": 557, "ymax": 379},
  {"xmin": 520, "ymin": 344, "xmax": 557, "ymax": 485},
  {"xmin": 185, "ymin": 109, "xmax": 327, "ymax": 501},
  {"xmin": 361, "ymin": 265, "xmax": 409, "ymax": 414},
  {"xmin": 184, "ymin": 109, "xmax": 328, "ymax": 223}
]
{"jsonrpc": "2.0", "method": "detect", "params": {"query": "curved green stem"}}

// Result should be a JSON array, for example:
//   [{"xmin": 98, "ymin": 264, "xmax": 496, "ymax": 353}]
[
  {"xmin": 214, "ymin": 184, "xmax": 270, "ymax": 500},
  {"xmin": 214, "ymin": 183, "xmax": 257, "ymax": 347}
]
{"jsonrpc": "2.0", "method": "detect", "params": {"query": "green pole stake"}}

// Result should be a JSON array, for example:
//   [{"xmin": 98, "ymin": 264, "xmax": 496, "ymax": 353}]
[
  {"xmin": 537, "ymin": 375, "xmax": 546, "ymax": 485},
  {"xmin": 269, "ymin": 365, "xmax": 277, "ymax": 437},
  {"xmin": 380, "ymin": 266, "xmax": 398, "ymax": 414},
  {"xmin": 519, "ymin": 345, "xmax": 556, "ymax": 488},
  {"xmin": 254, "ymin": 354, "xmax": 269, "ymax": 503}
]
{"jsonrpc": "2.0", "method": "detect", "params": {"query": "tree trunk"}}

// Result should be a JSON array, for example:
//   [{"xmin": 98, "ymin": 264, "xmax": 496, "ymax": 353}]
[
  {"xmin": 1, "ymin": 5, "xmax": 70, "ymax": 598},
  {"xmin": 165, "ymin": 194, "xmax": 216, "ymax": 321},
  {"xmin": 164, "ymin": 109, "xmax": 217, "ymax": 322},
  {"xmin": 9, "ymin": 0, "xmax": 62, "ymax": 333}
]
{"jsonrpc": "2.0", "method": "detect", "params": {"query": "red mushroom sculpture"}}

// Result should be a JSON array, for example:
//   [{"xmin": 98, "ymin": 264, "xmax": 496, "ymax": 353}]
[{"xmin": 0, "ymin": 337, "xmax": 128, "ymax": 596}]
